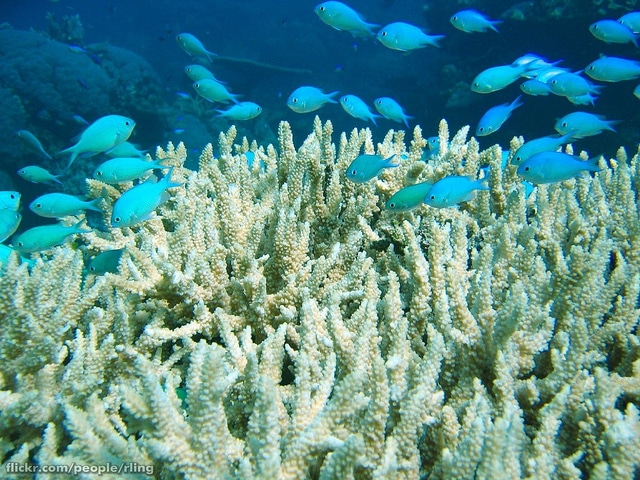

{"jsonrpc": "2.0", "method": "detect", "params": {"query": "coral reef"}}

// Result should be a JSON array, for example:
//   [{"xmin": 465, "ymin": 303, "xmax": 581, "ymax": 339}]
[{"xmin": 0, "ymin": 118, "xmax": 639, "ymax": 479}]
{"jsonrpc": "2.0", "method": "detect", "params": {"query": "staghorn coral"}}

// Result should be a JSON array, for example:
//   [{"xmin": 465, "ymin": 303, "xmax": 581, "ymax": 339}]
[{"xmin": 0, "ymin": 117, "xmax": 639, "ymax": 479}]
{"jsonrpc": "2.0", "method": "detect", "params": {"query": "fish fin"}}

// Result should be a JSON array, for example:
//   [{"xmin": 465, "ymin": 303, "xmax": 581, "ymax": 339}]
[
  {"xmin": 326, "ymin": 91, "xmax": 340, "ymax": 103},
  {"xmin": 87, "ymin": 197, "xmax": 103, "ymax": 212},
  {"xmin": 489, "ymin": 20, "xmax": 503, "ymax": 33},
  {"xmin": 72, "ymin": 217, "xmax": 92, "ymax": 234}
]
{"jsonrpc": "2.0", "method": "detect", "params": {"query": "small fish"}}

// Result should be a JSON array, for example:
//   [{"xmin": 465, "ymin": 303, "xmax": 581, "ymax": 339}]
[
  {"xmin": 16, "ymin": 130, "xmax": 52, "ymax": 160},
  {"xmin": 340, "ymin": 95, "xmax": 381, "ymax": 125},
  {"xmin": 89, "ymin": 54, "xmax": 102, "ymax": 66},
  {"xmin": 175, "ymin": 91, "xmax": 191, "ymax": 100},
  {"xmin": 516, "ymin": 151, "xmax": 601, "ymax": 184},
  {"xmin": 76, "ymin": 77, "xmax": 89, "ymax": 90},
  {"xmin": 471, "ymin": 64, "xmax": 528, "ymax": 93},
  {"xmin": 67, "ymin": 44, "xmax": 86, "ymax": 53},
  {"xmin": 29, "ymin": 193, "xmax": 102, "ymax": 218},
  {"xmin": 17, "ymin": 165, "xmax": 63, "ymax": 185},
  {"xmin": 87, "ymin": 249, "xmax": 124, "ymax": 275},
  {"xmin": 176, "ymin": 33, "xmax": 217, "ymax": 62},
  {"xmin": 450, "ymin": 10, "xmax": 502, "ymax": 33},
  {"xmin": 426, "ymin": 136, "xmax": 441, "ymax": 152},
  {"xmin": 547, "ymin": 72, "xmax": 601, "ymax": 98},
  {"xmin": 376, "ymin": 22, "xmax": 444, "ymax": 51},
  {"xmin": 373, "ymin": 97, "xmax": 413, "ymax": 127},
  {"xmin": 0, "ymin": 191, "xmax": 20, "ymax": 211},
  {"xmin": 93, "ymin": 157, "xmax": 169, "ymax": 184},
  {"xmin": 106, "ymin": 141, "xmax": 147, "ymax": 158},
  {"xmin": 585, "ymin": 56, "xmax": 640, "ymax": 82},
  {"xmin": 618, "ymin": 12, "xmax": 640, "ymax": 33},
  {"xmin": 0, "ymin": 209, "xmax": 21, "ymax": 243},
  {"xmin": 173, "ymin": 128, "xmax": 185, "ymax": 135},
  {"xmin": 511, "ymin": 132, "xmax": 575, "ymax": 165},
  {"xmin": 424, "ymin": 175, "xmax": 489, "ymax": 208},
  {"xmin": 193, "ymin": 79, "xmax": 241, "ymax": 104},
  {"xmin": 476, "ymin": 95, "xmax": 523, "ymax": 136},
  {"xmin": 184, "ymin": 64, "xmax": 223, "ymax": 83},
  {"xmin": 111, "ymin": 168, "xmax": 182, "ymax": 228},
  {"xmin": 14, "ymin": 219, "xmax": 90, "ymax": 253},
  {"xmin": 589, "ymin": 20, "xmax": 638, "ymax": 46},
  {"xmin": 287, "ymin": 86, "xmax": 339, "ymax": 113},
  {"xmin": 554, "ymin": 111, "xmax": 619, "ymax": 138},
  {"xmin": 216, "ymin": 102, "xmax": 262, "ymax": 120},
  {"xmin": 57, "ymin": 115, "xmax": 136, "ymax": 168},
  {"xmin": 345, "ymin": 154, "xmax": 399, "ymax": 183},
  {"xmin": 314, "ymin": 1, "xmax": 379, "ymax": 38},
  {"xmin": 385, "ymin": 181, "xmax": 433, "ymax": 212},
  {"xmin": 520, "ymin": 79, "xmax": 552, "ymax": 96},
  {"xmin": 71, "ymin": 114, "xmax": 89, "ymax": 126}
]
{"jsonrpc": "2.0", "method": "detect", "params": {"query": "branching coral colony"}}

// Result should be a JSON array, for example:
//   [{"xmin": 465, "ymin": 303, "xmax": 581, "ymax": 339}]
[{"xmin": 1, "ymin": 117, "xmax": 639, "ymax": 479}]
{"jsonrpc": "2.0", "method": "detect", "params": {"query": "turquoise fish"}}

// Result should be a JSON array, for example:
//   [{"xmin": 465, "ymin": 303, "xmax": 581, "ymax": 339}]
[
  {"xmin": 376, "ymin": 22, "xmax": 444, "ymax": 51},
  {"xmin": 585, "ymin": 56, "xmax": 640, "ymax": 82},
  {"xmin": 184, "ymin": 64, "xmax": 223, "ymax": 83},
  {"xmin": 345, "ymin": 154, "xmax": 399, "ymax": 183},
  {"xmin": 29, "ymin": 193, "xmax": 102, "ymax": 218},
  {"xmin": 14, "ymin": 219, "xmax": 90, "ymax": 253},
  {"xmin": 471, "ymin": 64, "xmax": 528, "ymax": 93},
  {"xmin": 111, "ymin": 168, "xmax": 182, "ymax": 228},
  {"xmin": 618, "ymin": 12, "xmax": 640, "ymax": 33},
  {"xmin": 0, "ymin": 209, "xmax": 21, "ymax": 243},
  {"xmin": 314, "ymin": 1, "xmax": 378, "ymax": 38},
  {"xmin": 94, "ymin": 157, "xmax": 169, "ymax": 184},
  {"xmin": 450, "ymin": 10, "xmax": 502, "ymax": 33},
  {"xmin": 16, "ymin": 130, "xmax": 52, "ymax": 160},
  {"xmin": 340, "ymin": 95, "xmax": 380, "ymax": 125},
  {"xmin": 0, "ymin": 191, "xmax": 21, "ymax": 211},
  {"xmin": 385, "ymin": 181, "xmax": 433, "ymax": 212},
  {"xmin": 193, "ymin": 79, "xmax": 240, "ymax": 104},
  {"xmin": 176, "ymin": 33, "xmax": 217, "ymax": 62},
  {"xmin": 554, "ymin": 112, "xmax": 619, "ymax": 138},
  {"xmin": 18, "ymin": 165, "xmax": 63, "ymax": 185},
  {"xmin": 287, "ymin": 86, "xmax": 339, "ymax": 113},
  {"xmin": 87, "ymin": 249, "xmax": 124, "ymax": 274},
  {"xmin": 373, "ymin": 97, "xmax": 413, "ymax": 127},
  {"xmin": 476, "ymin": 95, "xmax": 523, "ymax": 136},
  {"xmin": 589, "ymin": 20, "xmax": 638, "ymax": 46},
  {"xmin": 58, "ymin": 115, "xmax": 136, "ymax": 168},
  {"xmin": 511, "ymin": 132, "xmax": 575, "ymax": 166},
  {"xmin": 106, "ymin": 141, "xmax": 148, "ymax": 158},
  {"xmin": 424, "ymin": 176, "xmax": 489, "ymax": 208},
  {"xmin": 216, "ymin": 102, "xmax": 262, "ymax": 120},
  {"xmin": 517, "ymin": 151, "xmax": 601, "ymax": 184}
]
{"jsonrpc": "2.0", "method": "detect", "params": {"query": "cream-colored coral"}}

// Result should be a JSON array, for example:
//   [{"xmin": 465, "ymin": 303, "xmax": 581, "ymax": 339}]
[{"xmin": 1, "ymin": 116, "xmax": 639, "ymax": 479}]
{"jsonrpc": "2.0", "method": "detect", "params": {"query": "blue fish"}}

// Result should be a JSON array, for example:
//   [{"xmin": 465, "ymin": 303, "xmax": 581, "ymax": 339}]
[
  {"xmin": 554, "ymin": 112, "xmax": 619, "ymax": 138},
  {"xmin": 385, "ymin": 181, "xmax": 433, "ymax": 211},
  {"xmin": 517, "ymin": 151, "xmax": 601, "ymax": 184},
  {"xmin": 376, "ymin": 22, "xmax": 444, "ymax": 51},
  {"xmin": 345, "ymin": 154, "xmax": 399, "ymax": 183},
  {"xmin": 618, "ymin": 12, "xmax": 640, "ymax": 33},
  {"xmin": 585, "ymin": 56, "xmax": 640, "ymax": 82},
  {"xmin": 547, "ymin": 72, "xmax": 601, "ymax": 98},
  {"xmin": 373, "ymin": 97, "xmax": 413, "ymax": 127},
  {"xmin": 314, "ymin": 1, "xmax": 378, "ymax": 38},
  {"xmin": 476, "ymin": 96, "xmax": 523, "ymax": 136},
  {"xmin": 424, "ymin": 176, "xmax": 489, "ymax": 208},
  {"xmin": 287, "ymin": 86, "xmax": 339, "ymax": 113},
  {"xmin": 14, "ymin": 219, "xmax": 90, "ymax": 253},
  {"xmin": 450, "ymin": 10, "xmax": 502, "ymax": 33},
  {"xmin": 340, "ymin": 95, "xmax": 380, "ymax": 125},
  {"xmin": 511, "ymin": 132, "xmax": 575, "ymax": 166},
  {"xmin": 471, "ymin": 64, "xmax": 528, "ymax": 93},
  {"xmin": 111, "ymin": 168, "xmax": 182, "ymax": 228},
  {"xmin": 589, "ymin": 20, "xmax": 638, "ymax": 46}
]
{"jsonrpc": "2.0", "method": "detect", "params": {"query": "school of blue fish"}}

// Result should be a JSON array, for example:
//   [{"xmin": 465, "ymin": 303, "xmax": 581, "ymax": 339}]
[{"xmin": 3, "ymin": 2, "xmax": 639, "ymax": 269}]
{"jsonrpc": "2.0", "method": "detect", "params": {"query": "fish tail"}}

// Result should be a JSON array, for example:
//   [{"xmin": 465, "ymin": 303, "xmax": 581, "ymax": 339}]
[
  {"xmin": 475, "ymin": 176, "xmax": 491, "ymax": 190},
  {"xmin": 87, "ymin": 197, "xmax": 103, "ymax": 212},
  {"xmin": 72, "ymin": 217, "xmax": 92, "ymax": 234},
  {"xmin": 586, "ymin": 156, "xmax": 602, "ymax": 172},
  {"xmin": 489, "ymin": 20, "xmax": 503, "ymax": 33},
  {"xmin": 161, "ymin": 167, "xmax": 183, "ymax": 189},
  {"xmin": 510, "ymin": 95, "xmax": 524, "ymax": 110},
  {"xmin": 326, "ymin": 91, "xmax": 340, "ymax": 103},
  {"xmin": 53, "ymin": 175, "xmax": 64, "ymax": 186}
]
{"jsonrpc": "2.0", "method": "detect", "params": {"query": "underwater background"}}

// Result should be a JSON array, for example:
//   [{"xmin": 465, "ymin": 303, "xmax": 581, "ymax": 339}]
[{"xmin": 1, "ymin": 0, "xmax": 639, "ymax": 221}]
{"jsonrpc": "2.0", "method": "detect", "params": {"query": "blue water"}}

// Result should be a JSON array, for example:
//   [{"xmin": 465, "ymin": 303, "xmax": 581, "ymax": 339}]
[{"xmin": 0, "ymin": 0, "xmax": 638, "ymax": 229}]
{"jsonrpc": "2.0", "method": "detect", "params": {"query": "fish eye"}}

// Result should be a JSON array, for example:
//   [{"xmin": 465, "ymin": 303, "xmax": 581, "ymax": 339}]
[
  {"xmin": 593, "ymin": 24, "xmax": 598, "ymax": 29},
  {"xmin": 473, "ymin": 82, "xmax": 479, "ymax": 87},
  {"xmin": 376, "ymin": 100, "xmax": 382, "ymax": 104},
  {"xmin": 90, "ymin": 265, "xmax": 96, "ymax": 272},
  {"xmin": 36, "ymin": 203, "xmax": 42, "ymax": 209},
  {"xmin": 479, "ymin": 127, "xmax": 484, "ymax": 132},
  {"xmin": 452, "ymin": 16, "xmax": 457, "ymax": 20},
  {"xmin": 96, "ymin": 171, "xmax": 102, "ymax": 176},
  {"xmin": 551, "ymin": 79, "xmax": 557, "ymax": 84},
  {"xmin": 430, "ymin": 195, "xmax": 435, "ymax": 200},
  {"xmin": 10, "ymin": 194, "xmax": 15, "ymax": 199},
  {"xmin": 562, "ymin": 122, "xmax": 568, "ymax": 127},
  {"xmin": 381, "ymin": 31, "xmax": 387, "ymax": 36},
  {"xmin": 342, "ymin": 96, "xmax": 348, "ymax": 102},
  {"xmin": 319, "ymin": 6, "xmax": 325, "ymax": 11},
  {"xmin": 292, "ymin": 98, "xmax": 298, "ymax": 103},
  {"xmin": 524, "ymin": 166, "xmax": 530, "ymax": 171},
  {"xmin": 350, "ymin": 169, "xmax": 357, "ymax": 176},
  {"xmin": 194, "ymin": 83, "xmax": 200, "ymax": 88},
  {"xmin": 588, "ymin": 65, "xmax": 594, "ymax": 70},
  {"xmin": 257, "ymin": 106, "xmax": 262, "ymax": 111},
  {"xmin": 389, "ymin": 202, "xmax": 395, "ymax": 208},
  {"xmin": 114, "ymin": 217, "xmax": 121, "ymax": 223}
]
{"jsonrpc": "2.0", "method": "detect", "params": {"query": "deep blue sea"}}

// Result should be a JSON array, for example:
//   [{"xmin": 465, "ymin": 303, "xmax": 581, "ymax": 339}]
[{"xmin": 0, "ymin": 0, "xmax": 638, "ymax": 229}]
